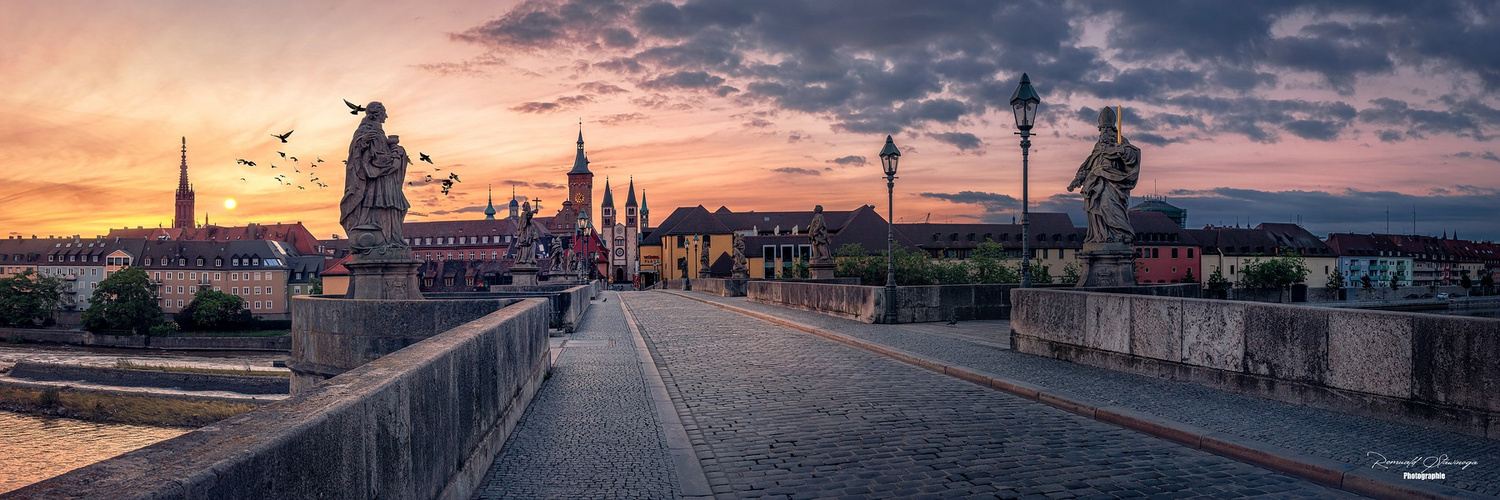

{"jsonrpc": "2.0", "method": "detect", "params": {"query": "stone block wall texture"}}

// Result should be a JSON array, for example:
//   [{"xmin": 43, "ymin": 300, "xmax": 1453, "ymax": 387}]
[
  {"xmin": 10, "ymin": 297, "xmax": 552, "ymax": 500},
  {"xmin": 749, "ymin": 281, "xmax": 1017, "ymax": 324},
  {"xmin": 693, "ymin": 278, "xmax": 749, "ymax": 297},
  {"xmin": 1010, "ymin": 288, "xmax": 1500, "ymax": 439},
  {"xmin": 289, "ymin": 297, "xmax": 509, "ymax": 393}
]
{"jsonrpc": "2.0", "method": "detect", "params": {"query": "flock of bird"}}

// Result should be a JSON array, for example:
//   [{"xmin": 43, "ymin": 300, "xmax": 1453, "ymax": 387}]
[{"xmin": 233, "ymin": 99, "xmax": 463, "ymax": 196}]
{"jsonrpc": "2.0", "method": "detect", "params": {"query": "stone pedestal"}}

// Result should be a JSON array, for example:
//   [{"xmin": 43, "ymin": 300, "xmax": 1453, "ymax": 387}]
[
  {"xmin": 699, "ymin": 269, "xmax": 710, "ymax": 279},
  {"xmin": 344, "ymin": 248, "xmax": 423, "ymax": 300},
  {"xmin": 1077, "ymin": 243, "xmax": 1137, "ymax": 287},
  {"xmin": 511, "ymin": 265, "xmax": 540, "ymax": 286},
  {"xmin": 810, "ymin": 261, "xmax": 836, "ymax": 280}
]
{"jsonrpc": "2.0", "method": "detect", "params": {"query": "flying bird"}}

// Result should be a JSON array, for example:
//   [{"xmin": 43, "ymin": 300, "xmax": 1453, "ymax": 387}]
[
  {"xmin": 290, "ymin": 156, "xmax": 298, "ymax": 162},
  {"xmin": 316, "ymin": 157, "xmax": 324, "ymax": 163},
  {"xmin": 241, "ymin": 160, "xmax": 256, "ymax": 167},
  {"xmin": 433, "ymin": 167, "xmax": 441, "ymax": 171},
  {"xmin": 240, "ymin": 177, "xmax": 247, "ymax": 182},
  {"xmin": 298, "ymin": 186, "xmax": 305, "ymax": 190},
  {"xmin": 236, "ymin": 158, "xmax": 248, "ymax": 165},
  {"xmin": 270, "ymin": 164, "xmax": 277, "ymax": 169},
  {"xmin": 271, "ymin": 130, "xmax": 293, "ymax": 143},
  {"xmin": 344, "ymin": 99, "xmax": 365, "ymax": 114},
  {"xmin": 425, "ymin": 174, "xmax": 432, "ymax": 181},
  {"xmin": 294, "ymin": 167, "xmax": 301, "ymax": 173},
  {"xmin": 277, "ymin": 151, "xmax": 286, "ymax": 159},
  {"xmin": 449, "ymin": 173, "xmax": 460, "ymax": 182},
  {"xmin": 419, "ymin": 153, "xmax": 432, "ymax": 164}
]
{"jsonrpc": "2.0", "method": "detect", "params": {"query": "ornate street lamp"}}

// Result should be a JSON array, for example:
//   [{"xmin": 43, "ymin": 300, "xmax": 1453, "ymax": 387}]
[
  {"xmin": 879, "ymin": 135, "xmax": 901, "ymax": 323},
  {"xmin": 1010, "ymin": 73, "xmax": 1041, "ymax": 288},
  {"xmin": 577, "ymin": 210, "xmax": 588, "ymax": 284},
  {"xmin": 687, "ymin": 235, "xmax": 698, "ymax": 291}
]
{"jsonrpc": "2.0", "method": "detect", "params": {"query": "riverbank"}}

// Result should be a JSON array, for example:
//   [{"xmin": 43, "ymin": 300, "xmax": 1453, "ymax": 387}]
[
  {"xmin": 1, "ymin": 327, "xmax": 289, "ymax": 351},
  {"xmin": 0, "ymin": 381, "xmax": 264, "ymax": 428}
]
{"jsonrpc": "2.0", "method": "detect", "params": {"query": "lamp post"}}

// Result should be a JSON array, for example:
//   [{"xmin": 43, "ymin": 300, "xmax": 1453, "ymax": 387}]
[
  {"xmin": 577, "ymin": 211, "xmax": 588, "ymax": 285},
  {"xmin": 879, "ymin": 136, "xmax": 901, "ymax": 323},
  {"xmin": 687, "ymin": 235, "xmax": 698, "ymax": 291},
  {"xmin": 1010, "ymin": 73, "xmax": 1041, "ymax": 288}
]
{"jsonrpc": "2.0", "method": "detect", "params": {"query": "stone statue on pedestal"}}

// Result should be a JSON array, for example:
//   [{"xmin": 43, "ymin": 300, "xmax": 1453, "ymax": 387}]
[
  {"xmin": 1069, "ymin": 106, "xmax": 1142, "ymax": 287},
  {"xmin": 699, "ymin": 238, "xmax": 711, "ymax": 278},
  {"xmin": 335, "ymin": 101, "xmax": 422, "ymax": 299},
  {"xmin": 339, "ymin": 102, "xmax": 411, "ymax": 254},
  {"xmin": 809, "ymin": 205, "xmax": 831, "ymax": 264},
  {"xmin": 731, "ymin": 233, "xmax": 748, "ymax": 278},
  {"xmin": 514, "ymin": 203, "xmax": 537, "ymax": 265}
]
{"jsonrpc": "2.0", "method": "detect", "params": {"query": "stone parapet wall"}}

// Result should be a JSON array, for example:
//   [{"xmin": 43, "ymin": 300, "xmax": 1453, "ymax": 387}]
[
  {"xmin": 1010, "ymin": 288, "xmax": 1500, "ymax": 439},
  {"xmin": 747, "ymin": 281, "xmax": 1017, "ymax": 324},
  {"xmin": 691, "ymin": 278, "xmax": 749, "ymax": 297},
  {"xmin": 11, "ymin": 298, "xmax": 553, "ymax": 500}
]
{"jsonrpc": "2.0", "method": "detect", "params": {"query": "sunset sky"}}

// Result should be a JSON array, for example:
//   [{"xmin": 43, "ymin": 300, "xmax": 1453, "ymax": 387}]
[{"xmin": 3, "ymin": 0, "xmax": 1498, "ymax": 241}]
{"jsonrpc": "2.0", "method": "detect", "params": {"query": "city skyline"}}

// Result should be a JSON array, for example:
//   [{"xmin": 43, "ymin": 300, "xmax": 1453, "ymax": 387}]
[{"xmin": 3, "ymin": 0, "xmax": 1499, "ymax": 241}]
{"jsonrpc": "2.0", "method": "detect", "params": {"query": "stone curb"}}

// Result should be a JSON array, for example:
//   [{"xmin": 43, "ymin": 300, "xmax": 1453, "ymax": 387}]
[
  {"xmin": 619, "ymin": 293, "xmax": 715, "ymax": 499},
  {"xmin": 665, "ymin": 291, "xmax": 1491, "ymax": 500}
]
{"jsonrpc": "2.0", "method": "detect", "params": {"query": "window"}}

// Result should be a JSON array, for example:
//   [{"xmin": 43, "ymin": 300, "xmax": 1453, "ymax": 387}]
[
  {"xmin": 1230, "ymin": 265, "xmax": 1236, "ymax": 275},
  {"xmin": 190, "ymin": 272, "xmax": 197, "ymax": 280},
  {"xmin": 214, "ymin": 286, "xmax": 220, "ymax": 292},
  {"xmin": 294, "ymin": 286, "xmax": 301, "ymax": 294},
  {"xmin": 254, "ymin": 287, "xmax": 261, "ymax": 295},
  {"xmin": 265, "ymin": 286, "xmax": 272, "ymax": 294},
  {"xmin": 233, "ymin": 258, "xmax": 241, "ymax": 266},
  {"xmin": 1042, "ymin": 248, "xmax": 1049, "ymax": 259},
  {"xmin": 232, "ymin": 287, "xmax": 238, "ymax": 294},
  {"xmin": 215, "ymin": 273, "xmax": 221, "ymax": 280},
  {"xmin": 145, "ymin": 257, "xmax": 153, "ymax": 266},
  {"xmin": 1152, "ymin": 248, "xmax": 1159, "ymax": 258},
  {"xmin": 1171, "ymin": 248, "xmax": 1179, "ymax": 259},
  {"xmin": 254, "ymin": 301, "xmax": 261, "ymax": 309},
  {"xmin": 215, "ymin": 257, "xmax": 222, "ymax": 266},
  {"xmin": 176, "ymin": 300, "xmax": 183, "ymax": 308},
  {"xmin": 154, "ymin": 272, "xmax": 161, "ymax": 280},
  {"xmin": 196, "ymin": 257, "xmax": 204, "ymax": 266},
  {"xmin": 178, "ymin": 258, "xmax": 186, "ymax": 266},
  {"xmin": 1188, "ymin": 248, "xmax": 1195, "ymax": 258},
  {"xmin": 188, "ymin": 286, "xmax": 196, "ymax": 294}
]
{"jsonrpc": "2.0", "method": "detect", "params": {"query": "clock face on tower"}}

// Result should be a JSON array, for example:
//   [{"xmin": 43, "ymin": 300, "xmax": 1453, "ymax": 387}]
[{"xmin": 574, "ymin": 193, "xmax": 585, "ymax": 204}]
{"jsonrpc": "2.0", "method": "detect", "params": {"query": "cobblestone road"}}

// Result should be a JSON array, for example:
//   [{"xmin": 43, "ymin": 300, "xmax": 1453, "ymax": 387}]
[
  {"xmin": 624, "ymin": 292, "xmax": 1354, "ymax": 499},
  {"xmin": 475, "ymin": 292, "xmax": 678, "ymax": 499},
  {"xmin": 684, "ymin": 292, "xmax": 1500, "ymax": 497}
]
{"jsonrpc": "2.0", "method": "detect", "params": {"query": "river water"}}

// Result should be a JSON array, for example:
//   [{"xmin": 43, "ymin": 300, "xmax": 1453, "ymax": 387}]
[
  {"xmin": 0, "ymin": 411, "xmax": 188, "ymax": 494},
  {"xmin": 0, "ymin": 343, "xmax": 287, "ymax": 493}
]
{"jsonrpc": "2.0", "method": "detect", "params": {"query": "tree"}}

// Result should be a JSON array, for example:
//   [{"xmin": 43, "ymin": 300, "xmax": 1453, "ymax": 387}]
[
  {"xmin": 0, "ymin": 269, "xmax": 67, "ymax": 327},
  {"xmin": 1060, "ymin": 262, "xmax": 1083, "ymax": 285},
  {"xmin": 931, "ymin": 259, "xmax": 971, "ymax": 285},
  {"xmin": 1205, "ymin": 267, "xmax": 1231, "ymax": 294},
  {"xmin": 1237, "ymin": 254, "xmax": 1309, "ymax": 290},
  {"xmin": 1389, "ymin": 274, "xmax": 1400, "ymax": 291},
  {"xmin": 969, "ymin": 241, "xmax": 1019, "ymax": 284},
  {"xmin": 1029, "ymin": 264, "xmax": 1054, "ymax": 284},
  {"xmin": 1325, "ymin": 267, "xmax": 1345, "ymax": 290},
  {"xmin": 309, "ymin": 276, "xmax": 323, "ymax": 295},
  {"xmin": 82, "ymin": 267, "xmax": 163, "ymax": 335},
  {"xmin": 1482, "ymin": 271, "xmax": 1494, "ymax": 296},
  {"xmin": 1180, "ymin": 266, "xmax": 1197, "ymax": 284},
  {"xmin": 790, "ymin": 257, "xmax": 810, "ymax": 279},
  {"xmin": 177, "ymin": 289, "xmax": 253, "ymax": 331},
  {"xmin": 1460, "ymin": 272, "xmax": 1473, "ymax": 292},
  {"xmin": 1360, "ymin": 275, "xmax": 1373, "ymax": 289}
]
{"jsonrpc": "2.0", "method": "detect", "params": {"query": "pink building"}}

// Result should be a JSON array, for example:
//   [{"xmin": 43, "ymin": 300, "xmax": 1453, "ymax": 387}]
[{"xmin": 1130, "ymin": 211, "xmax": 1201, "ymax": 284}]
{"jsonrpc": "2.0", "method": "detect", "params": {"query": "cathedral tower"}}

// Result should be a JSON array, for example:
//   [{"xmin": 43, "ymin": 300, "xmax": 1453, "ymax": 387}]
[
  {"xmin": 173, "ymin": 137, "xmax": 195, "ymax": 229},
  {"xmin": 567, "ymin": 125, "xmax": 594, "ymax": 225}
]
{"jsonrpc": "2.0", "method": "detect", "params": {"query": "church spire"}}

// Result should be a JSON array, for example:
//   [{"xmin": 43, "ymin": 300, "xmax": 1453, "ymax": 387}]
[
  {"xmin": 568, "ymin": 120, "xmax": 591, "ymax": 175},
  {"xmin": 484, "ymin": 185, "xmax": 497, "ymax": 220},
  {"xmin": 173, "ymin": 137, "xmax": 195, "ymax": 229}
]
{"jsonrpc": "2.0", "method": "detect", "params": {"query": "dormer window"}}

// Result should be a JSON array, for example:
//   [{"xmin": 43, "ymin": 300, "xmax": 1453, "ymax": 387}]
[
  {"xmin": 196, "ymin": 257, "xmax": 205, "ymax": 266},
  {"xmin": 215, "ymin": 257, "xmax": 223, "ymax": 266},
  {"xmin": 145, "ymin": 257, "xmax": 153, "ymax": 266},
  {"xmin": 252, "ymin": 257, "xmax": 261, "ymax": 266}
]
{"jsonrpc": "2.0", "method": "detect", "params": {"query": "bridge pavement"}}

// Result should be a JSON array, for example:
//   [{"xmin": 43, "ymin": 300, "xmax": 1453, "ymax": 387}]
[{"xmin": 479, "ymin": 290, "xmax": 1372, "ymax": 498}]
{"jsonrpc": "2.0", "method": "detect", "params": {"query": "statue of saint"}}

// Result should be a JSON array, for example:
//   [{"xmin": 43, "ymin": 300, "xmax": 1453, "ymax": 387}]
[
  {"xmin": 731, "ymin": 233, "xmax": 748, "ymax": 278},
  {"xmin": 699, "ymin": 238, "xmax": 710, "ymax": 274},
  {"xmin": 339, "ymin": 102, "xmax": 410, "ymax": 251},
  {"xmin": 514, "ymin": 202, "xmax": 537, "ymax": 265},
  {"xmin": 808, "ymin": 205, "xmax": 831, "ymax": 263},
  {"xmin": 1068, "ymin": 106, "xmax": 1141, "ymax": 246}
]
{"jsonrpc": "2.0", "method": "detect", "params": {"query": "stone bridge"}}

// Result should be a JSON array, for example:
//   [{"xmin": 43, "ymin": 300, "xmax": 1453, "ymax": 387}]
[{"xmin": 11, "ymin": 286, "xmax": 1497, "ymax": 499}]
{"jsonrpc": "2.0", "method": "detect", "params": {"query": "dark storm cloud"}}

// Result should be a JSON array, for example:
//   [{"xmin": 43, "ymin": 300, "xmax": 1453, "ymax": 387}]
[
  {"xmin": 454, "ymin": 0, "xmax": 1500, "ymax": 144},
  {"xmin": 772, "ymin": 167, "xmax": 820, "ymax": 176},
  {"xmin": 919, "ymin": 191, "xmax": 1020, "ymax": 213},
  {"xmin": 926, "ymin": 132, "xmax": 984, "ymax": 152},
  {"xmin": 827, "ymin": 155, "xmax": 866, "ymax": 167}
]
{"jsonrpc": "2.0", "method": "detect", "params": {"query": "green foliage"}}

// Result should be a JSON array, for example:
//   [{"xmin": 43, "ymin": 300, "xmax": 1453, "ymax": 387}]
[
  {"xmin": 1236, "ymin": 254, "xmax": 1309, "ymax": 290},
  {"xmin": 1460, "ymin": 273, "xmax": 1473, "ymax": 290},
  {"xmin": 791, "ymin": 257, "xmax": 809, "ymax": 279},
  {"xmin": 1325, "ymin": 267, "xmax": 1345, "ymax": 290},
  {"xmin": 82, "ymin": 267, "xmax": 163, "ymax": 335},
  {"xmin": 177, "ymin": 289, "xmax": 254, "ymax": 332},
  {"xmin": 1180, "ymin": 266, "xmax": 1197, "ymax": 284},
  {"xmin": 0, "ymin": 269, "xmax": 67, "ymax": 327},
  {"xmin": 149, "ymin": 323, "xmax": 178, "ymax": 336},
  {"xmin": 968, "ymin": 241, "xmax": 1019, "ymax": 284},
  {"xmin": 930, "ymin": 259, "xmax": 972, "ymax": 285},
  {"xmin": 1482, "ymin": 271, "xmax": 1494, "ymax": 295},
  {"xmin": 1029, "ymin": 264, "xmax": 1054, "ymax": 284},
  {"xmin": 834, "ymin": 243, "xmax": 869, "ymax": 258},
  {"xmin": 309, "ymin": 277, "xmax": 323, "ymax": 295},
  {"xmin": 1205, "ymin": 267, "xmax": 1231, "ymax": 292},
  {"xmin": 1360, "ymin": 275, "xmax": 1373, "ymax": 289},
  {"xmin": 1389, "ymin": 274, "xmax": 1400, "ymax": 291},
  {"xmin": 1060, "ymin": 262, "xmax": 1083, "ymax": 285}
]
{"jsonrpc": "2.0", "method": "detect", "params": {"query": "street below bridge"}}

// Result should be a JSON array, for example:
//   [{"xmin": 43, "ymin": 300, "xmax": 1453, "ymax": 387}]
[{"xmin": 477, "ymin": 290, "xmax": 1371, "ymax": 499}]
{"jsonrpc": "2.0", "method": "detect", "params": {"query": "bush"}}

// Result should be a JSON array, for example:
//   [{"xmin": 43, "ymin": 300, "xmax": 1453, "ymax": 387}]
[
  {"xmin": 1237, "ymin": 253, "xmax": 1309, "ymax": 290},
  {"xmin": 82, "ymin": 267, "xmax": 162, "ymax": 335},
  {"xmin": 177, "ymin": 289, "xmax": 254, "ymax": 331}
]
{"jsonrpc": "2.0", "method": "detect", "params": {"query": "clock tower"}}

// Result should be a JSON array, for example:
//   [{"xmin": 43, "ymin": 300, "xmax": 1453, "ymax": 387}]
[{"xmin": 567, "ymin": 126, "xmax": 594, "ymax": 224}]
